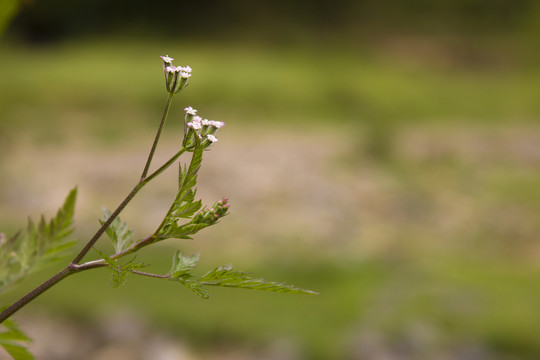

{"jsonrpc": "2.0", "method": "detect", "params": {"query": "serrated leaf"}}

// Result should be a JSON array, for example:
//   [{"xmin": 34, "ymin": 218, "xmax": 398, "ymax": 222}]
[
  {"xmin": 0, "ymin": 318, "xmax": 34, "ymax": 360},
  {"xmin": 172, "ymin": 198, "xmax": 202, "ymax": 219},
  {"xmin": 160, "ymin": 222, "xmax": 210, "ymax": 240},
  {"xmin": 169, "ymin": 251, "xmax": 199, "ymax": 278},
  {"xmin": 179, "ymin": 279, "xmax": 209, "ymax": 299},
  {"xmin": 200, "ymin": 265, "xmax": 319, "ymax": 295},
  {"xmin": 94, "ymin": 248, "xmax": 116, "ymax": 268},
  {"xmin": 0, "ymin": 343, "xmax": 34, "ymax": 360},
  {"xmin": 0, "ymin": 188, "xmax": 77, "ymax": 294},
  {"xmin": 0, "ymin": 319, "xmax": 32, "ymax": 343},
  {"xmin": 155, "ymin": 143, "xmax": 206, "ymax": 241},
  {"xmin": 100, "ymin": 208, "xmax": 134, "ymax": 254},
  {"xmin": 94, "ymin": 248, "xmax": 147, "ymax": 288}
]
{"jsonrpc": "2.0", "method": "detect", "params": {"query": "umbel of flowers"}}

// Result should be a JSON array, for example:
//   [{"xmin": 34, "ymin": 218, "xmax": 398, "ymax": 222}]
[
  {"xmin": 161, "ymin": 54, "xmax": 192, "ymax": 94},
  {"xmin": 160, "ymin": 55, "xmax": 225, "ymax": 150},
  {"xmin": 182, "ymin": 106, "xmax": 225, "ymax": 151}
]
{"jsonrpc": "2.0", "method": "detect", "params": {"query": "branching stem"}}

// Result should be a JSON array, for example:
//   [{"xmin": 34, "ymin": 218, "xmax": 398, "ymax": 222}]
[
  {"xmin": 0, "ymin": 95, "xmax": 186, "ymax": 324},
  {"xmin": 0, "ymin": 261, "xmax": 106, "ymax": 323}
]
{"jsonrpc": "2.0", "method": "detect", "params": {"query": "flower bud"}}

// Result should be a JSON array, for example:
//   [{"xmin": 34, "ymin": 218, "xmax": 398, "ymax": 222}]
[{"xmin": 212, "ymin": 197, "xmax": 230, "ymax": 218}]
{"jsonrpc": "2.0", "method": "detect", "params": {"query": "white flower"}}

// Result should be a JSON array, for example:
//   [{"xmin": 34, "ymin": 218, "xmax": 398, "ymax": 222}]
[
  {"xmin": 160, "ymin": 55, "xmax": 174, "ymax": 63},
  {"xmin": 187, "ymin": 121, "xmax": 202, "ymax": 130},
  {"xmin": 192, "ymin": 116, "xmax": 202, "ymax": 122},
  {"xmin": 209, "ymin": 120, "xmax": 225, "ymax": 128},
  {"xmin": 184, "ymin": 106, "xmax": 197, "ymax": 115},
  {"xmin": 180, "ymin": 72, "xmax": 191, "ymax": 78},
  {"xmin": 201, "ymin": 119, "xmax": 211, "ymax": 126},
  {"xmin": 181, "ymin": 65, "xmax": 192, "ymax": 73},
  {"xmin": 206, "ymin": 134, "xmax": 218, "ymax": 143},
  {"xmin": 165, "ymin": 65, "xmax": 177, "ymax": 73}
]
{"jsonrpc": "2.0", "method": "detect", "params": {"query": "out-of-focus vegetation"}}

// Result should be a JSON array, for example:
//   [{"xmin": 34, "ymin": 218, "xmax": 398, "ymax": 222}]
[{"xmin": 1, "ymin": 1, "xmax": 540, "ymax": 359}]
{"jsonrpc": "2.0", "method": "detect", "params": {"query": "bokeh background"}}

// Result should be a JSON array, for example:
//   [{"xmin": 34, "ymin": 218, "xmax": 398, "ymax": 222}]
[{"xmin": 1, "ymin": 1, "xmax": 540, "ymax": 359}]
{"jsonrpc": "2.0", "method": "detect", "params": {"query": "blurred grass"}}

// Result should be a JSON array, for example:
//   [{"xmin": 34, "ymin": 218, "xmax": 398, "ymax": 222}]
[
  {"xmin": 0, "ymin": 36, "xmax": 539, "ymax": 138},
  {"xmin": 1, "ymin": 37, "xmax": 540, "ymax": 359}
]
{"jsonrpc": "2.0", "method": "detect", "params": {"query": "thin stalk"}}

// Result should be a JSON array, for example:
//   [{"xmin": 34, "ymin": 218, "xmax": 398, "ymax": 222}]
[
  {"xmin": 0, "ymin": 262, "xmax": 104, "ymax": 324},
  {"xmin": 71, "ymin": 181, "xmax": 144, "ymax": 264},
  {"xmin": 144, "ymin": 147, "xmax": 186, "ymax": 184},
  {"xmin": 141, "ymin": 93, "xmax": 174, "ymax": 180},
  {"xmin": 131, "ymin": 270, "xmax": 170, "ymax": 279}
]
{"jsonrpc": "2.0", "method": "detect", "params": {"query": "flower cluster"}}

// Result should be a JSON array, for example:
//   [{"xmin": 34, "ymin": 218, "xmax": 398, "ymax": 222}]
[
  {"xmin": 182, "ymin": 106, "xmax": 225, "ymax": 150},
  {"xmin": 160, "ymin": 55, "xmax": 192, "ymax": 94}
]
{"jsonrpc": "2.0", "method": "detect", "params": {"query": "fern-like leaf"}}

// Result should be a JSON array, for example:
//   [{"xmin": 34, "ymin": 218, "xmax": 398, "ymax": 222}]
[
  {"xmin": 0, "ymin": 188, "xmax": 77, "ymax": 294},
  {"xmin": 0, "ymin": 318, "xmax": 34, "ymax": 360},
  {"xmin": 166, "ymin": 252, "xmax": 318, "ymax": 299},
  {"xmin": 94, "ymin": 248, "xmax": 147, "ymax": 288},
  {"xmin": 155, "ymin": 143, "xmax": 205, "ymax": 240},
  {"xmin": 200, "ymin": 265, "xmax": 319, "ymax": 295},
  {"xmin": 100, "ymin": 209, "xmax": 134, "ymax": 254}
]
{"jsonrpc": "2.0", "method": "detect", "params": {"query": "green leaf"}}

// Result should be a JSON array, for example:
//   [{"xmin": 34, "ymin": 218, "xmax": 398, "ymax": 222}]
[
  {"xmin": 94, "ymin": 248, "xmax": 146, "ymax": 288},
  {"xmin": 159, "ymin": 222, "xmax": 210, "ymax": 240},
  {"xmin": 100, "ymin": 209, "xmax": 134, "ymax": 254},
  {"xmin": 0, "ymin": 318, "xmax": 34, "ymax": 360},
  {"xmin": 179, "ymin": 279, "xmax": 209, "ymax": 299},
  {"xmin": 0, "ymin": 188, "xmax": 77, "ymax": 294},
  {"xmin": 1, "ymin": 344, "xmax": 34, "ymax": 360},
  {"xmin": 169, "ymin": 251, "xmax": 199, "ymax": 279},
  {"xmin": 155, "ymin": 143, "xmax": 207, "ymax": 240},
  {"xmin": 200, "ymin": 265, "xmax": 319, "ymax": 295},
  {"xmin": 94, "ymin": 248, "xmax": 116, "ymax": 268}
]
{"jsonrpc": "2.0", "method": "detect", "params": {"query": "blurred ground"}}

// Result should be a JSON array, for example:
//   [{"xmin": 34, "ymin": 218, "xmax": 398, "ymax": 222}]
[{"xmin": 1, "ymin": 37, "xmax": 540, "ymax": 359}]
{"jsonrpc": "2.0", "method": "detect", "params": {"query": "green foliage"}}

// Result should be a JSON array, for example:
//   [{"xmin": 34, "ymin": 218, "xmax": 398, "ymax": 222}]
[
  {"xmin": 94, "ymin": 248, "xmax": 147, "ymax": 288},
  {"xmin": 169, "ymin": 251, "xmax": 199, "ymax": 279},
  {"xmin": 100, "ymin": 209, "xmax": 134, "ymax": 254},
  {"xmin": 200, "ymin": 265, "xmax": 319, "ymax": 295},
  {"xmin": 0, "ymin": 318, "xmax": 33, "ymax": 360},
  {"xmin": 0, "ymin": 188, "xmax": 77, "ymax": 293},
  {"xmin": 168, "ymin": 252, "xmax": 318, "ymax": 299},
  {"xmin": 154, "ymin": 143, "xmax": 205, "ymax": 240}
]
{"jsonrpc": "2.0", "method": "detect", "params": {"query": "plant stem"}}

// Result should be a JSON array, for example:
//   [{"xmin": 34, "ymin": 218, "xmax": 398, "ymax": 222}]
[
  {"xmin": 71, "ymin": 143, "xmax": 186, "ymax": 265},
  {"xmin": 131, "ymin": 270, "xmax": 170, "ymax": 279},
  {"xmin": 144, "ymin": 147, "xmax": 187, "ymax": 184},
  {"xmin": 0, "ymin": 262, "xmax": 105, "ymax": 324},
  {"xmin": 0, "ymin": 95, "xmax": 187, "ymax": 323},
  {"xmin": 141, "ymin": 93, "xmax": 174, "ymax": 180},
  {"xmin": 71, "ymin": 182, "xmax": 144, "ymax": 264}
]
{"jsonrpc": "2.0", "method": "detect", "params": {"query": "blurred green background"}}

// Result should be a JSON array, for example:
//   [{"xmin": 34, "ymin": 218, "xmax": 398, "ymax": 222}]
[{"xmin": 1, "ymin": 1, "xmax": 540, "ymax": 359}]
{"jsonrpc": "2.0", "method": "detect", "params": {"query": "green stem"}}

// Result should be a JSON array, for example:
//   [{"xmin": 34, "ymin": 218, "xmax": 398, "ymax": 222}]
[
  {"xmin": 144, "ymin": 147, "xmax": 186, "ymax": 184},
  {"xmin": 131, "ymin": 270, "xmax": 170, "ymax": 279},
  {"xmin": 141, "ymin": 93, "xmax": 174, "ymax": 180}
]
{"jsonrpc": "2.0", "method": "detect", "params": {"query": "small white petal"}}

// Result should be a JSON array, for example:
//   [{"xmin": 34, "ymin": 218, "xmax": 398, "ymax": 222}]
[
  {"xmin": 206, "ymin": 134, "xmax": 218, "ymax": 143},
  {"xmin": 187, "ymin": 121, "xmax": 202, "ymax": 130},
  {"xmin": 160, "ymin": 55, "xmax": 174, "ymax": 63},
  {"xmin": 209, "ymin": 120, "xmax": 225, "ymax": 128},
  {"xmin": 184, "ymin": 106, "xmax": 197, "ymax": 115}
]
